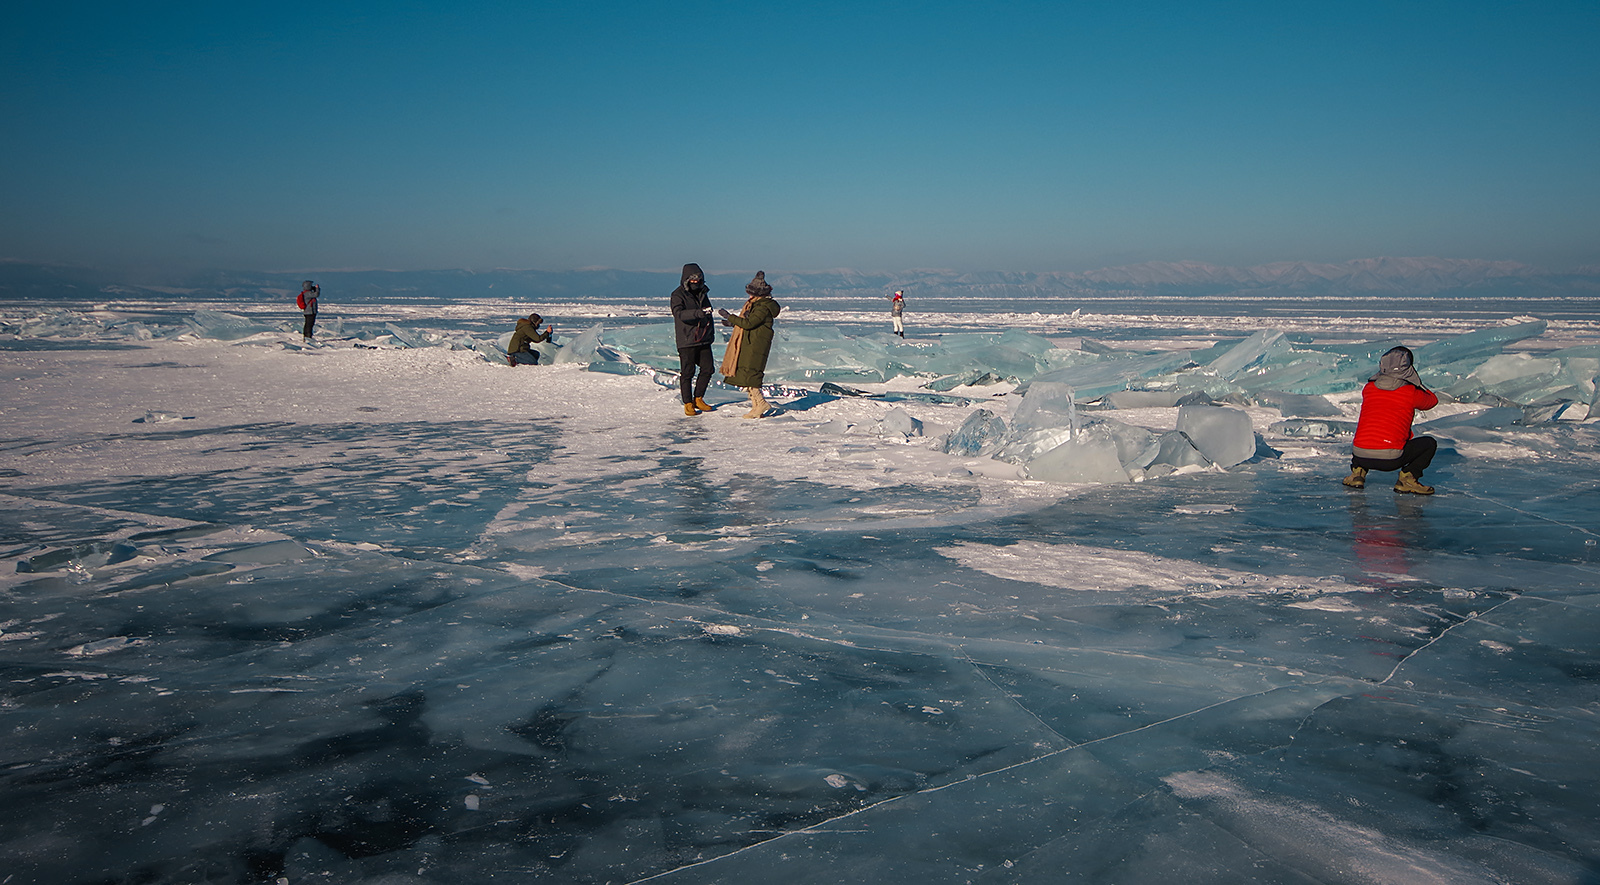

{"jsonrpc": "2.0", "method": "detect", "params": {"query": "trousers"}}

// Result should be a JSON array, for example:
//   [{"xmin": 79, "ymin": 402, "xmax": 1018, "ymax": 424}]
[
  {"xmin": 678, "ymin": 344, "xmax": 714, "ymax": 403},
  {"xmin": 1352, "ymin": 436, "xmax": 1437, "ymax": 477}
]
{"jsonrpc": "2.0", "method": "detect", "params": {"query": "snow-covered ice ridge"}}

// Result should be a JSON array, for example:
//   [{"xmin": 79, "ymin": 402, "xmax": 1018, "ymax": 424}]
[
  {"xmin": 5, "ymin": 302, "xmax": 1597, "ymax": 486},
  {"xmin": 1, "ymin": 297, "xmax": 1598, "ymax": 883}
]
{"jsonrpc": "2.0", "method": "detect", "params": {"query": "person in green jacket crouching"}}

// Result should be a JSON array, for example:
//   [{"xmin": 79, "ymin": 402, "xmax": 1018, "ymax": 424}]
[
  {"xmin": 507, "ymin": 313, "xmax": 553, "ymax": 366},
  {"xmin": 718, "ymin": 271, "xmax": 782, "ymax": 418}
]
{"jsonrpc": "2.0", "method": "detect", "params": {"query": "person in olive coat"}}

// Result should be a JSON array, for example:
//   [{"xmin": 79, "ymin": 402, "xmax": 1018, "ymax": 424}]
[
  {"xmin": 718, "ymin": 271, "xmax": 782, "ymax": 418},
  {"xmin": 506, "ymin": 313, "xmax": 553, "ymax": 365},
  {"xmin": 670, "ymin": 263, "xmax": 717, "ymax": 415}
]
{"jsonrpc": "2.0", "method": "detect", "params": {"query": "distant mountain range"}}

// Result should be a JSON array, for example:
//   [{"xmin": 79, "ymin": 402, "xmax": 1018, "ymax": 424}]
[{"xmin": 3, "ymin": 257, "xmax": 1597, "ymax": 303}]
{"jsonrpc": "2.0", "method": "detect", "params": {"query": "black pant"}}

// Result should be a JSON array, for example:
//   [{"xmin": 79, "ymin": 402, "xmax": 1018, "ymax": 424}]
[
  {"xmin": 1352, "ymin": 436, "xmax": 1437, "ymax": 477},
  {"xmin": 302, "ymin": 313, "xmax": 317, "ymax": 338},
  {"xmin": 678, "ymin": 344, "xmax": 713, "ymax": 403},
  {"xmin": 511, "ymin": 350, "xmax": 540, "ymax": 366}
]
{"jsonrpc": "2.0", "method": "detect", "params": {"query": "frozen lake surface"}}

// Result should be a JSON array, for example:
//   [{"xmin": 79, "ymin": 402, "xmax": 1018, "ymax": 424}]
[{"xmin": 2, "ymin": 296, "xmax": 1598, "ymax": 883}]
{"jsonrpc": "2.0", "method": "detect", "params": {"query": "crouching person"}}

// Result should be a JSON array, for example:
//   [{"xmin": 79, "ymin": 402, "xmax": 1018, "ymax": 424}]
[
  {"xmin": 718, "ymin": 271, "xmax": 782, "ymax": 418},
  {"xmin": 507, "ymin": 313, "xmax": 553, "ymax": 366},
  {"xmin": 1345, "ymin": 345, "xmax": 1440, "ymax": 494}
]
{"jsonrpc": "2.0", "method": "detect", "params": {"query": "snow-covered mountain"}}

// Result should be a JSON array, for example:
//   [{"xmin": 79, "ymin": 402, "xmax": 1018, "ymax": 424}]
[
  {"xmin": 1076, "ymin": 257, "xmax": 1547, "ymax": 294},
  {"xmin": 3, "ymin": 256, "xmax": 1596, "ymax": 303}
]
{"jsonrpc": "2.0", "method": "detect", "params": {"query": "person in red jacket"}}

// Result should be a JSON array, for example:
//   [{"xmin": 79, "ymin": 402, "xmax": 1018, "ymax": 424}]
[{"xmin": 1345, "ymin": 345, "xmax": 1440, "ymax": 494}]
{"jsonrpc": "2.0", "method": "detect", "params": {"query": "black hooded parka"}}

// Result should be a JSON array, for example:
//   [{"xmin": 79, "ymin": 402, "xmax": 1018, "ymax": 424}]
[{"xmin": 670, "ymin": 263, "xmax": 715, "ymax": 348}]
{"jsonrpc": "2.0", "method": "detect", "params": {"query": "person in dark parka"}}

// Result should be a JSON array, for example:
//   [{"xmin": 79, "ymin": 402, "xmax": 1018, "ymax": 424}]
[
  {"xmin": 718, "ymin": 270, "xmax": 782, "ymax": 418},
  {"xmin": 671, "ymin": 263, "xmax": 717, "ymax": 415}
]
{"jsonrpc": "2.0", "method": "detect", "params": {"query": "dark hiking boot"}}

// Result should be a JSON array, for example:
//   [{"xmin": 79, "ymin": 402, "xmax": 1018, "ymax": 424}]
[
  {"xmin": 1394, "ymin": 471, "xmax": 1434, "ymax": 495},
  {"xmin": 1342, "ymin": 466, "xmax": 1367, "ymax": 489}
]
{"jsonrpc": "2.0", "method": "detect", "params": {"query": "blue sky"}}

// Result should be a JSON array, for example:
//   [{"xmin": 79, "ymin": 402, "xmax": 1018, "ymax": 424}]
[{"xmin": 3, "ymin": 1, "xmax": 1597, "ymax": 276}]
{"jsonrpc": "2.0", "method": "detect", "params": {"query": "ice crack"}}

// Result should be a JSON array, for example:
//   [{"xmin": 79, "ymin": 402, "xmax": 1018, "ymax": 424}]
[{"xmin": 1376, "ymin": 595, "xmax": 1518, "ymax": 686}]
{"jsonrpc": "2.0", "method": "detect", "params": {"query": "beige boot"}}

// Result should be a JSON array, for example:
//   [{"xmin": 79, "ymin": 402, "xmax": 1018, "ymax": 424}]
[
  {"xmin": 743, "ymin": 388, "xmax": 768, "ymax": 419},
  {"xmin": 1393, "ymin": 471, "xmax": 1434, "ymax": 495},
  {"xmin": 684, "ymin": 402, "xmax": 698, "ymax": 417},
  {"xmin": 694, "ymin": 397, "xmax": 713, "ymax": 413},
  {"xmin": 1342, "ymin": 466, "xmax": 1367, "ymax": 488}
]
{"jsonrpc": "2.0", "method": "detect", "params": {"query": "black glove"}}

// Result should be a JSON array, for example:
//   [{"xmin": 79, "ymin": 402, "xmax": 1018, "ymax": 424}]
[{"xmin": 718, "ymin": 308, "xmax": 733, "ymax": 319}]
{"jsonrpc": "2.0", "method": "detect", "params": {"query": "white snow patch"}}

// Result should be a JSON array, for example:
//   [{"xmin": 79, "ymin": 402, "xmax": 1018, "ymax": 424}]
[{"xmin": 937, "ymin": 540, "xmax": 1367, "ymax": 599}]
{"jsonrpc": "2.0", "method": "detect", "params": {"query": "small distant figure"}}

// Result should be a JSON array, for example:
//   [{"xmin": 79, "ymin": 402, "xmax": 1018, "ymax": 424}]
[
  {"xmin": 1345, "ymin": 345, "xmax": 1440, "ymax": 495},
  {"xmin": 297, "ymin": 280, "xmax": 320, "ymax": 340},
  {"xmin": 507, "ymin": 313, "xmax": 553, "ymax": 366},
  {"xmin": 671, "ymin": 263, "xmax": 717, "ymax": 416},
  {"xmin": 890, "ymin": 290, "xmax": 905, "ymax": 337},
  {"xmin": 719, "ymin": 271, "xmax": 783, "ymax": 418}
]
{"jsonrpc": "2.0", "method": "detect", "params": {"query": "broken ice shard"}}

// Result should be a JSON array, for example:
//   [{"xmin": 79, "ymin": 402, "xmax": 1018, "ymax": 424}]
[
  {"xmin": 384, "ymin": 323, "xmax": 430, "ymax": 348},
  {"xmin": 184, "ymin": 311, "xmax": 273, "ymax": 341},
  {"xmin": 1251, "ymin": 390, "xmax": 1342, "ymax": 417},
  {"xmin": 1025, "ymin": 426, "xmax": 1129, "ymax": 484},
  {"xmin": 1026, "ymin": 350, "xmax": 1194, "ymax": 401},
  {"xmin": 1098, "ymin": 417, "xmax": 1161, "ymax": 471},
  {"xmin": 554, "ymin": 324, "xmax": 605, "ymax": 365},
  {"xmin": 1417, "ymin": 406, "xmax": 1523, "ymax": 431},
  {"xmin": 941, "ymin": 409, "xmax": 1007, "ymax": 456},
  {"xmin": 1175, "ymin": 404, "xmax": 1256, "ymax": 468},
  {"xmin": 1205, "ymin": 329, "xmax": 1286, "ymax": 380},
  {"xmin": 993, "ymin": 382, "xmax": 1079, "ymax": 464},
  {"xmin": 1148, "ymin": 429, "xmax": 1212, "ymax": 471},
  {"xmin": 874, "ymin": 407, "xmax": 923, "ymax": 439},
  {"xmin": 1414, "ymin": 319, "xmax": 1547, "ymax": 369}
]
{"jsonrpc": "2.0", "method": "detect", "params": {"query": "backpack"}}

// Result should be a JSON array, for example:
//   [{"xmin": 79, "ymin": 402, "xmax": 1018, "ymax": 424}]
[{"xmin": 296, "ymin": 292, "xmax": 307, "ymax": 309}]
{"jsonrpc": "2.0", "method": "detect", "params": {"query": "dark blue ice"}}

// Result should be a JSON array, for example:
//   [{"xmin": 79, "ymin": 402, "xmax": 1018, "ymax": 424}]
[{"xmin": 3, "ymin": 410, "xmax": 1598, "ymax": 883}]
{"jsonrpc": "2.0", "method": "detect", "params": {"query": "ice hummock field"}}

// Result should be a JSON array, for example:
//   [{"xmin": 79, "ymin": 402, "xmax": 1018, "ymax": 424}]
[{"xmin": 2, "ymin": 295, "xmax": 1599, "ymax": 884}]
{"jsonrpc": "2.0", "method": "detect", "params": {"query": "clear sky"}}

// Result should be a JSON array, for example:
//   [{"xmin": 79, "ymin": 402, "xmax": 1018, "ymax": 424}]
[{"xmin": 3, "ymin": 1, "xmax": 1597, "ymax": 277}]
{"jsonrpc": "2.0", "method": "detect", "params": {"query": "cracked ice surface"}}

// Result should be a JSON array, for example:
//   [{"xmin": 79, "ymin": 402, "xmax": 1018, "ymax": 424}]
[{"xmin": 1, "ymin": 308, "xmax": 1599, "ymax": 884}]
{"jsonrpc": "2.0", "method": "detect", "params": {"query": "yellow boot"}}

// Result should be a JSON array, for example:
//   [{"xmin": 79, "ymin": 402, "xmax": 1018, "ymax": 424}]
[
  {"xmin": 1342, "ymin": 466, "xmax": 1367, "ymax": 488},
  {"xmin": 684, "ymin": 402, "xmax": 698, "ymax": 417},
  {"xmin": 694, "ymin": 397, "xmax": 713, "ymax": 413},
  {"xmin": 1394, "ymin": 471, "xmax": 1434, "ymax": 495}
]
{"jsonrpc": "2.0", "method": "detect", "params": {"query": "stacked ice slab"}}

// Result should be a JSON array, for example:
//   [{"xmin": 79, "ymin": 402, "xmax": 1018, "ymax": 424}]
[
  {"xmin": 10, "ymin": 308, "xmax": 1597, "ymax": 420},
  {"xmin": 942, "ymin": 383, "xmax": 1259, "ymax": 484},
  {"xmin": 600, "ymin": 318, "xmax": 1593, "ymax": 419},
  {"xmin": 599, "ymin": 325, "xmax": 1067, "ymax": 386},
  {"xmin": 1, "ymin": 308, "xmax": 164, "ymax": 341}
]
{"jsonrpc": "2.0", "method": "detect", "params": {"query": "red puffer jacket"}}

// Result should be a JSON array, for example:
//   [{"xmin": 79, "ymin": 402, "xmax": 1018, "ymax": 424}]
[{"xmin": 1353, "ymin": 381, "xmax": 1438, "ymax": 451}]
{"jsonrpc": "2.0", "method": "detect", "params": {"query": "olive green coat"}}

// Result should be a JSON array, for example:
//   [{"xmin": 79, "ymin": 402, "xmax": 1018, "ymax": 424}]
[
  {"xmin": 723, "ymin": 296, "xmax": 781, "ymax": 388},
  {"xmin": 508, "ymin": 318, "xmax": 550, "ymax": 355}
]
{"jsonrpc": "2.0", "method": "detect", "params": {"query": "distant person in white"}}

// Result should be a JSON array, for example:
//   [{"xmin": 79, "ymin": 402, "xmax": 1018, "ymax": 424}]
[
  {"xmin": 297, "ymin": 280, "xmax": 320, "ymax": 341},
  {"xmin": 890, "ymin": 290, "xmax": 905, "ymax": 337}
]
